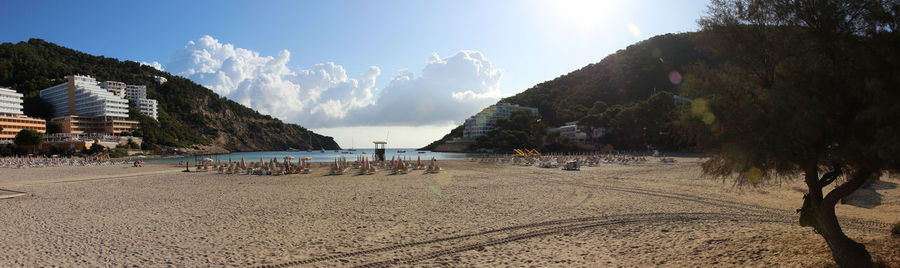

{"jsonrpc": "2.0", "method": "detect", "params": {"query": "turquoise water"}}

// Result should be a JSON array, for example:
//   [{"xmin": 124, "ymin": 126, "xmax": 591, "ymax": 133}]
[{"xmin": 148, "ymin": 149, "xmax": 483, "ymax": 163}]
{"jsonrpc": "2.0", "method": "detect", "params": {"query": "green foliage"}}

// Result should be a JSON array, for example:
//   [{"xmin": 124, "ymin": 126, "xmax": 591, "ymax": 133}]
[
  {"xmin": 0, "ymin": 144, "xmax": 13, "ymax": 156},
  {"xmin": 680, "ymin": 0, "xmax": 900, "ymax": 184},
  {"xmin": 47, "ymin": 144, "xmax": 71, "ymax": 156},
  {"xmin": 893, "ymin": 221, "xmax": 900, "ymax": 236},
  {"xmin": 0, "ymin": 38, "xmax": 340, "ymax": 151},
  {"xmin": 579, "ymin": 91, "xmax": 678, "ymax": 151},
  {"xmin": 472, "ymin": 110, "xmax": 546, "ymax": 153},
  {"xmin": 500, "ymin": 33, "xmax": 707, "ymax": 126},
  {"xmin": 107, "ymin": 148, "xmax": 128, "ymax": 158},
  {"xmin": 679, "ymin": 0, "xmax": 898, "ymax": 266},
  {"xmin": 128, "ymin": 108, "xmax": 200, "ymax": 147},
  {"xmin": 14, "ymin": 129, "xmax": 43, "ymax": 152},
  {"xmin": 419, "ymin": 125, "xmax": 465, "ymax": 150},
  {"xmin": 427, "ymin": 33, "xmax": 703, "ymax": 152},
  {"xmin": 83, "ymin": 144, "xmax": 105, "ymax": 156},
  {"xmin": 126, "ymin": 138, "xmax": 138, "ymax": 149}
]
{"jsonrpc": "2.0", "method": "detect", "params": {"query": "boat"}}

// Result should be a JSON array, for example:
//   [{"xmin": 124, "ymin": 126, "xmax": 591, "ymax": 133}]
[
  {"xmin": 348, "ymin": 138, "xmax": 356, "ymax": 151},
  {"xmin": 397, "ymin": 150, "xmax": 407, "ymax": 153},
  {"xmin": 418, "ymin": 151, "xmax": 426, "ymax": 154}
]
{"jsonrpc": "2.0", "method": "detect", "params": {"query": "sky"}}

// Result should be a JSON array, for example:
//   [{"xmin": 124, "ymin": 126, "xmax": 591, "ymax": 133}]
[{"xmin": 0, "ymin": 0, "xmax": 708, "ymax": 148}]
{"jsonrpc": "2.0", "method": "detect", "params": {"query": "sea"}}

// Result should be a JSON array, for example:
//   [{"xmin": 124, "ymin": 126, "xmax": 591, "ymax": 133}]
[{"xmin": 148, "ymin": 149, "xmax": 484, "ymax": 163}]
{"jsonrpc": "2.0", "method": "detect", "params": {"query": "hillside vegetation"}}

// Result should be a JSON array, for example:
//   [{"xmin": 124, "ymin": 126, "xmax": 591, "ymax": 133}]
[
  {"xmin": 0, "ymin": 39, "xmax": 338, "ymax": 151},
  {"xmin": 424, "ymin": 33, "xmax": 709, "ymax": 152}
]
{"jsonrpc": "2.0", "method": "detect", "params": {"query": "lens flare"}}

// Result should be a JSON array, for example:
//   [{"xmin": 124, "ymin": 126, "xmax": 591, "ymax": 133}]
[
  {"xmin": 746, "ymin": 167, "xmax": 763, "ymax": 184},
  {"xmin": 428, "ymin": 185, "xmax": 443, "ymax": 197},
  {"xmin": 628, "ymin": 24, "xmax": 641, "ymax": 38},
  {"xmin": 691, "ymin": 98, "xmax": 715, "ymax": 125},
  {"xmin": 668, "ymin": 70, "xmax": 683, "ymax": 85}
]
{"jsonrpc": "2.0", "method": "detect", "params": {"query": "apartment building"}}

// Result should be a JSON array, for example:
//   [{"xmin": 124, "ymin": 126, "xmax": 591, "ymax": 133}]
[
  {"xmin": 100, "ymin": 81, "xmax": 126, "ymax": 97},
  {"xmin": 123, "ymin": 85, "xmax": 158, "ymax": 120},
  {"xmin": 0, "ymin": 87, "xmax": 46, "ymax": 143},
  {"xmin": 463, "ymin": 103, "xmax": 539, "ymax": 139},
  {"xmin": 40, "ymin": 75, "xmax": 139, "ymax": 135}
]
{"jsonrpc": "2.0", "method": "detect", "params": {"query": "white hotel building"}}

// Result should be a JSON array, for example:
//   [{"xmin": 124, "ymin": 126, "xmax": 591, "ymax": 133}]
[
  {"xmin": 100, "ymin": 81, "xmax": 126, "ymax": 97},
  {"xmin": 42, "ymin": 75, "xmax": 131, "ymax": 119},
  {"xmin": 125, "ymin": 85, "xmax": 158, "ymax": 120},
  {"xmin": 0, "ymin": 87, "xmax": 46, "ymax": 143},
  {"xmin": 463, "ymin": 103, "xmax": 539, "ymax": 139},
  {"xmin": 40, "ymin": 75, "xmax": 139, "ymax": 135}
]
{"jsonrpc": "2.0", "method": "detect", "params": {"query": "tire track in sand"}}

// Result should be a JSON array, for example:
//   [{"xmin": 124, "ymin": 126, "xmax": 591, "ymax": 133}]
[{"xmin": 255, "ymin": 212, "xmax": 788, "ymax": 268}]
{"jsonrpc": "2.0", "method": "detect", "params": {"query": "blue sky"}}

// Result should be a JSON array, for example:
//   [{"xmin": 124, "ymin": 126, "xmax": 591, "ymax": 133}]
[{"xmin": 1, "ymin": 0, "xmax": 708, "ymax": 148}]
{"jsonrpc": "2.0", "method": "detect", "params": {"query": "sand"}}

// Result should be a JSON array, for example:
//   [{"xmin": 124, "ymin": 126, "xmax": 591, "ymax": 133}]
[{"xmin": 0, "ymin": 158, "xmax": 897, "ymax": 267}]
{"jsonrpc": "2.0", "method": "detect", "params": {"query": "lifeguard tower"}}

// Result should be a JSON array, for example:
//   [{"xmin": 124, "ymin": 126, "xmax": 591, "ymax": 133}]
[{"xmin": 373, "ymin": 141, "xmax": 387, "ymax": 161}]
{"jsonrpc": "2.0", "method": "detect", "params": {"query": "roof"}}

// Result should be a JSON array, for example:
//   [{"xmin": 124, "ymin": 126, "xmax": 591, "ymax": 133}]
[{"xmin": 373, "ymin": 141, "xmax": 387, "ymax": 144}]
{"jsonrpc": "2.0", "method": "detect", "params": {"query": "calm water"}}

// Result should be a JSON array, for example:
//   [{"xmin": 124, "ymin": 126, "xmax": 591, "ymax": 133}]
[{"xmin": 149, "ymin": 149, "xmax": 483, "ymax": 163}]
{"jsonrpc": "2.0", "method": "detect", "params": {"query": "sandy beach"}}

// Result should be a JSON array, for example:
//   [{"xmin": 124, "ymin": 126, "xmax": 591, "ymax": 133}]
[{"xmin": 0, "ymin": 157, "xmax": 897, "ymax": 267}]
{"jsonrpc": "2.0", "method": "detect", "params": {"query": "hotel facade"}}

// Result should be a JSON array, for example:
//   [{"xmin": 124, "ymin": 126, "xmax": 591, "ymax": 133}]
[
  {"xmin": 463, "ymin": 103, "xmax": 539, "ymax": 139},
  {"xmin": 124, "ymin": 85, "xmax": 158, "ymax": 120},
  {"xmin": 40, "ymin": 75, "xmax": 139, "ymax": 135},
  {"xmin": 0, "ymin": 87, "xmax": 46, "ymax": 143}
]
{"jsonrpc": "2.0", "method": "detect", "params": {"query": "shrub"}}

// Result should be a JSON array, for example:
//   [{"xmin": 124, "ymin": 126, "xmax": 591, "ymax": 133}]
[{"xmin": 893, "ymin": 221, "xmax": 900, "ymax": 236}]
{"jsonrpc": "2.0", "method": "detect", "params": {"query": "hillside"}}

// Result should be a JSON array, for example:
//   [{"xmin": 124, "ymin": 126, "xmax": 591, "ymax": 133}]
[
  {"xmin": 422, "ymin": 33, "xmax": 709, "ymax": 151},
  {"xmin": 0, "ymin": 39, "xmax": 339, "ymax": 152}
]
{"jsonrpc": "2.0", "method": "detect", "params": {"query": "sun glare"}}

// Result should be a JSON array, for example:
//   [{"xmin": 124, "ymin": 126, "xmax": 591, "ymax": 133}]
[{"xmin": 553, "ymin": 0, "xmax": 613, "ymax": 28}]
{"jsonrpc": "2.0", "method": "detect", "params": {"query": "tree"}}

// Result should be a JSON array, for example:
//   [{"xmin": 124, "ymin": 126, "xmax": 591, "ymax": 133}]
[
  {"xmin": 14, "ymin": 129, "xmax": 43, "ymax": 154},
  {"xmin": 679, "ymin": 0, "xmax": 899, "ymax": 267}
]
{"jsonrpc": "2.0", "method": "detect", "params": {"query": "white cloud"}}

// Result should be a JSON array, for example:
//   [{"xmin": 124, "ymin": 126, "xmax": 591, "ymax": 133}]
[
  {"xmin": 165, "ymin": 35, "xmax": 504, "ymax": 129},
  {"xmin": 329, "ymin": 50, "xmax": 505, "ymax": 127},
  {"xmin": 140, "ymin": 61, "xmax": 164, "ymax": 71}
]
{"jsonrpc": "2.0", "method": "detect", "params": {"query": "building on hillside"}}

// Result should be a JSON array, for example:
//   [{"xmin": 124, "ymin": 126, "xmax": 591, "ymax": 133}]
[
  {"xmin": 133, "ymin": 98, "xmax": 158, "ymax": 120},
  {"xmin": 463, "ymin": 103, "xmax": 539, "ymax": 139},
  {"xmin": 123, "ymin": 84, "xmax": 158, "ymax": 120},
  {"xmin": 153, "ymin": 76, "xmax": 167, "ymax": 84},
  {"xmin": 39, "ymin": 75, "xmax": 139, "ymax": 135},
  {"xmin": 100, "ymin": 81, "xmax": 126, "ymax": 97},
  {"xmin": 125, "ymin": 85, "xmax": 147, "ymax": 100},
  {"xmin": 0, "ymin": 87, "xmax": 46, "ymax": 143},
  {"xmin": 590, "ymin": 127, "xmax": 607, "ymax": 139},
  {"xmin": 548, "ymin": 121, "xmax": 588, "ymax": 143}
]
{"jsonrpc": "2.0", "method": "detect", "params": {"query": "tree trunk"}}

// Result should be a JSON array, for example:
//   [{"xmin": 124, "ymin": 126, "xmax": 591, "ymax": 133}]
[{"xmin": 799, "ymin": 165, "xmax": 874, "ymax": 268}]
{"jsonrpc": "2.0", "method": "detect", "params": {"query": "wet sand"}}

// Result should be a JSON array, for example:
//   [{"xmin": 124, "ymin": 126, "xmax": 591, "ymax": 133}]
[{"xmin": 0, "ymin": 158, "xmax": 897, "ymax": 267}]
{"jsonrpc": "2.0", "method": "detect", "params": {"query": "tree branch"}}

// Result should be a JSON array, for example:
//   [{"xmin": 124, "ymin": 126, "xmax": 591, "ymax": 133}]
[
  {"xmin": 818, "ymin": 165, "xmax": 842, "ymax": 188},
  {"xmin": 823, "ymin": 168, "xmax": 872, "ymax": 207}
]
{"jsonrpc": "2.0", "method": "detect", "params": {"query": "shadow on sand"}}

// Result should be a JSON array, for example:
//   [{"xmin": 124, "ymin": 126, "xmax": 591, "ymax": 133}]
[{"xmin": 841, "ymin": 180, "xmax": 897, "ymax": 209}]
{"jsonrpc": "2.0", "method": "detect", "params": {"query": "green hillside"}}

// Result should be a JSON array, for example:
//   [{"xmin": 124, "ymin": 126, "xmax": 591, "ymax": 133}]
[
  {"xmin": 423, "ymin": 33, "xmax": 709, "ymax": 152},
  {"xmin": 0, "ymin": 39, "xmax": 339, "ymax": 151}
]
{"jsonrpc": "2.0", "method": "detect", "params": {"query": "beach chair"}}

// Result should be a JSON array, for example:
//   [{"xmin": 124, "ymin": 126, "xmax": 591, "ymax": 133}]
[
  {"xmin": 426, "ymin": 158, "xmax": 442, "ymax": 173},
  {"xmin": 563, "ymin": 160, "xmax": 580, "ymax": 171},
  {"xmin": 329, "ymin": 159, "xmax": 349, "ymax": 175},
  {"xmin": 390, "ymin": 158, "xmax": 408, "ymax": 175},
  {"xmin": 413, "ymin": 156, "xmax": 426, "ymax": 170}
]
